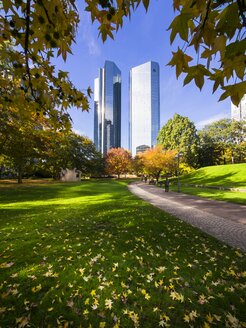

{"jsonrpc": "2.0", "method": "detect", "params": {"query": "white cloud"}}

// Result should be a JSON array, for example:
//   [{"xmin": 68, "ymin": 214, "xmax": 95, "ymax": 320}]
[
  {"xmin": 78, "ymin": 8, "xmax": 101, "ymax": 56},
  {"xmin": 195, "ymin": 112, "xmax": 230, "ymax": 130},
  {"xmin": 87, "ymin": 38, "xmax": 101, "ymax": 56},
  {"xmin": 72, "ymin": 128, "xmax": 86, "ymax": 136}
]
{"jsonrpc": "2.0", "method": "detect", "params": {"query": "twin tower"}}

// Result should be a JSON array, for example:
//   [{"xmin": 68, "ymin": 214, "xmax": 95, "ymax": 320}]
[{"xmin": 94, "ymin": 60, "xmax": 160, "ymax": 157}]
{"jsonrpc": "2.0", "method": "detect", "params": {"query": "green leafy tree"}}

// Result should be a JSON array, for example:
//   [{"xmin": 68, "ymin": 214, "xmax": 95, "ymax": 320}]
[
  {"xmin": 157, "ymin": 114, "xmax": 199, "ymax": 167},
  {"xmin": 105, "ymin": 148, "xmax": 132, "ymax": 179},
  {"xmin": 198, "ymin": 118, "xmax": 246, "ymax": 165},
  {"xmin": 0, "ymin": 106, "xmax": 50, "ymax": 183},
  {"xmin": 0, "ymin": 154, "xmax": 14, "ymax": 179},
  {"xmin": 85, "ymin": 0, "xmax": 245, "ymax": 105},
  {"xmin": 197, "ymin": 130, "xmax": 223, "ymax": 167},
  {"xmin": 41, "ymin": 132, "xmax": 104, "ymax": 179},
  {"xmin": 235, "ymin": 141, "xmax": 246, "ymax": 163}
]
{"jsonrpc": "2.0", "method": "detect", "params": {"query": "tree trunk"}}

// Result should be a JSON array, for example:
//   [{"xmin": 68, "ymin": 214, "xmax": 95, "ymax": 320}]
[
  {"xmin": 231, "ymin": 149, "xmax": 234, "ymax": 164},
  {"xmin": 223, "ymin": 149, "xmax": 226, "ymax": 165},
  {"xmin": 17, "ymin": 165, "xmax": 23, "ymax": 184}
]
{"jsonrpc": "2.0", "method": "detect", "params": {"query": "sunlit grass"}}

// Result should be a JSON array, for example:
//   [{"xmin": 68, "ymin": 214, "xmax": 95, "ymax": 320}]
[
  {"xmin": 180, "ymin": 163, "xmax": 246, "ymax": 188},
  {"xmin": 0, "ymin": 180, "xmax": 245, "ymax": 327},
  {"xmin": 168, "ymin": 163, "xmax": 246, "ymax": 204},
  {"xmin": 170, "ymin": 185, "xmax": 246, "ymax": 205}
]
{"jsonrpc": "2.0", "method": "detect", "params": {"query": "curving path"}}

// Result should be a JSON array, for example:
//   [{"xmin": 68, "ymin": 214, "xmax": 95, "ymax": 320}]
[{"xmin": 128, "ymin": 182, "xmax": 246, "ymax": 252}]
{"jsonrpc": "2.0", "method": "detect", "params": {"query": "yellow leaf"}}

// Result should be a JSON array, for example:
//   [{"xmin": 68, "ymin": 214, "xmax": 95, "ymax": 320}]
[
  {"xmin": 105, "ymin": 299, "xmax": 113, "ymax": 310},
  {"xmin": 79, "ymin": 268, "xmax": 85, "ymax": 276},
  {"xmin": 0, "ymin": 262, "xmax": 14, "ymax": 268},
  {"xmin": 145, "ymin": 293, "xmax": 151, "ymax": 300},
  {"xmin": 32, "ymin": 284, "xmax": 42, "ymax": 293},
  {"xmin": 16, "ymin": 316, "xmax": 29, "ymax": 328},
  {"xmin": 206, "ymin": 313, "xmax": 214, "ymax": 323},
  {"xmin": 90, "ymin": 289, "xmax": 96, "ymax": 297},
  {"xmin": 213, "ymin": 314, "xmax": 221, "ymax": 321},
  {"xmin": 0, "ymin": 307, "xmax": 6, "ymax": 314}
]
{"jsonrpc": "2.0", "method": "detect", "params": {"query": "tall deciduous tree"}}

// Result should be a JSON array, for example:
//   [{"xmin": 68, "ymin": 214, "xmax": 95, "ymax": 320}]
[
  {"xmin": 140, "ymin": 146, "xmax": 177, "ymax": 182},
  {"xmin": 198, "ymin": 118, "xmax": 246, "ymax": 165},
  {"xmin": 132, "ymin": 154, "xmax": 145, "ymax": 177},
  {"xmin": 157, "ymin": 114, "xmax": 199, "ymax": 167},
  {"xmin": 105, "ymin": 148, "xmax": 132, "ymax": 178},
  {"xmin": 197, "ymin": 130, "xmax": 223, "ymax": 167},
  {"xmin": 0, "ymin": 105, "xmax": 51, "ymax": 183},
  {"xmin": 86, "ymin": 0, "xmax": 246, "ymax": 105},
  {"xmin": 39, "ymin": 132, "xmax": 104, "ymax": 179}
]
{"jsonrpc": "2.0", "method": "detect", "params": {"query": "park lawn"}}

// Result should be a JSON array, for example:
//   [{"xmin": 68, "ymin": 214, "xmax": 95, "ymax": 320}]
[
  {"xmin": 169, "ymin": 185, "xmax": 246, "ymax": 205},
  {"xmin": 180, "ymin": 163, "xmax": 246, "ymax": 189},
  {"xmin": 0, "ymin": 180, "xmax": 245, "ymax": 327},
  {"xmin": 168, "ymin": 163, "xmax": 246, "ymax": 204}
]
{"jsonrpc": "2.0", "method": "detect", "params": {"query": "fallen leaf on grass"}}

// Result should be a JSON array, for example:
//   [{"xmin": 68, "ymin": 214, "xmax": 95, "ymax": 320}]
[
  {"xmin": 32, "ymin": 284, "xmax": 42, "ymax": 293},
  {"xmin": 0, "ymin": 262, "xmax": 14, "ymax": 268},
  {"xmin": 16, "ymin": 316, "xmax": 29, "ymax": 328}
]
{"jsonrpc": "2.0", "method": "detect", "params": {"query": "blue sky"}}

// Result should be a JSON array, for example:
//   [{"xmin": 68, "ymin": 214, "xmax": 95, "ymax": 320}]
[{"xmin": 56, "ymin": 1, "xmax": 230, "ymax": 148}]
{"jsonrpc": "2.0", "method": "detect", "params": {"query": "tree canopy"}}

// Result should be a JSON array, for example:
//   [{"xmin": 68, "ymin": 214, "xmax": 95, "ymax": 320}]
[
  {"xmin": 41, "ymin": 131, "xmax": 104, "ymax": 179},
  {"xmin": 0, "ymin": 102, "xmax": 103, "ymax": 182},
  {"xmin": 198, "ymin": 118, "xmax": 246, "ymax": 165},
  {"xmin": 139, "ymin": 146, "xmax": 177, "ymax": 181},
  {"xmin": 85, "ymin": 0, "xmax": 246, "ymax": 105},
  {"xmin": 0, "ymin": 1, "xmax": 90, "ymax": 123},
  {"xmin": 157, "ymin": 113, "xmax": 199, "ymax": 166},
  {"xmin": 1, "ymin": 0, "xmax": 245, "ymax": 120},
  {"xmin": 105, "ymin": 148, "xmax": 132, "ymax": 178}
]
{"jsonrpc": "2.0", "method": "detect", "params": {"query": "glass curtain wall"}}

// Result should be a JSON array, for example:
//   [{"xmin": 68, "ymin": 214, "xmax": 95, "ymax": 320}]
[
  {"xmin": 129, "ymin": 61, "xmax": 160, "ymax": 156},
  {"xmin": 94, "ymin": 61, "xmax": 121, "ymax": 155}
]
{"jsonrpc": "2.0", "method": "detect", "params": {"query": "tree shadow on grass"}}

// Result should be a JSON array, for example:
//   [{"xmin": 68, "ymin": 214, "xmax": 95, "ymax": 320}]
[
  {"xmin": 181, "ymin": 171, "xmax": 246, "ymax": 187},
  {"xmin": 1, "ymin": 190, "xmax": 246, "ymax": 327}
]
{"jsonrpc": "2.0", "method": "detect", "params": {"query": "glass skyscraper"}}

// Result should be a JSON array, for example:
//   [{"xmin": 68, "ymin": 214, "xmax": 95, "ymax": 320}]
[
  {"xmin": 231, "ymin": 94, "xmax": 246, "ymax": 121},
  {"xmin": 129, "ymin": 61, "xmax": 160, "ymax": 156},
  {"xmin": 94, "ymin": 61, "xmax": 121, "ymax": 155}
]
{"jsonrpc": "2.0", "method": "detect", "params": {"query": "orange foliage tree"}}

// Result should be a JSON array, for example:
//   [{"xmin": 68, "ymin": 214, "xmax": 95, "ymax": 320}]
[
  {"xmin": 132, "ymin": 154, "xmax": 144, "ymax": 176},
  {"xmin": 140, "ymin": 146, "xmax": 177, "ymax": 182},
  {"xmin": 105, "ymin": 148, "xmax": 132, "ymax": 179}
]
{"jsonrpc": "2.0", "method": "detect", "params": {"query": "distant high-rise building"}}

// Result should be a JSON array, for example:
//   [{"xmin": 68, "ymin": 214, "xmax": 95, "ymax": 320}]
[
  {"xmin": 94, "ymin": 61, "xmax": 121, "ymax": 155},
  {"xmin": 136, "ymin": 145, "xmax": 150, "ymax": 154},
  {"xmin": 129, "ymin": 61, "xmax": 160, "ymax": 156},
  {"xmin": 231, "ymin": 94, "xmax": 246, "ymax": 121}
]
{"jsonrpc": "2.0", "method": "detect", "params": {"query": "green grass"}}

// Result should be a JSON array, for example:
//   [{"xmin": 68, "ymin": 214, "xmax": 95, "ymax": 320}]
[
  {"xmin": 179, "ymin": 163, "xmax": 246, "ymax": 188},
  {"xmin": 168, "ymin": 164, "xmax": 246, "ymax": 204},
  {"xmin": 170, "ymin": 186, "xmax": 246, "ymax": 204},
  {"xmin": 0, "ymin": 180, "xmax": 246, "ymax": 327}
]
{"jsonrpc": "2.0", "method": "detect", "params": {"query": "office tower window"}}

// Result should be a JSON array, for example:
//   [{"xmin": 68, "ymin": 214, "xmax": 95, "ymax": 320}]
[
  {"xmin": 129, "ymin": 61, "xmax": 160, "ymax": 157},
  {"xmin": 94, "ymin": 61, "xmax": 121, "ymax": 155},
  {"xmin": 231, "ymin": 95, "xmax": 246, "ymax": 121}
]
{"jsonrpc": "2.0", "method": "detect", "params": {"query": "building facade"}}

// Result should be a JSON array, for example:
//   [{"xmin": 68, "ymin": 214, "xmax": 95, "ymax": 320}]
[
  {"xmin": 129, "ymin": 61, "xmax": 160, "ymax": 156},
  {"xmin": 94, "ymin": 61, "xmax": 121, "ymax": 155},
  {"xmin": 231, "ymin": 94, "xmax": 246, "ymax": 121}
]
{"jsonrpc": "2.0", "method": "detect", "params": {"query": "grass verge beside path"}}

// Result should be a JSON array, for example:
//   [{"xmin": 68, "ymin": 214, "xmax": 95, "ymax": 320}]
[
  {"xmin": 0, "ymin": 180, "xmax": 246, "ymax": 327},
  {"xmin": 179, "ymin": 163, "xmax": 246, "ymax": 189},
  {"xmin": 170, "ymin": 185, "xmax": 246, "ymax": 205}
]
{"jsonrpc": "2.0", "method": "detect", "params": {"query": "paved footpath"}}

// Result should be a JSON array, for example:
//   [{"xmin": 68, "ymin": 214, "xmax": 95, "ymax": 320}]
[{"xmin": 128, "ymin": 182, "xmax": 246, "ymax": 253}]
